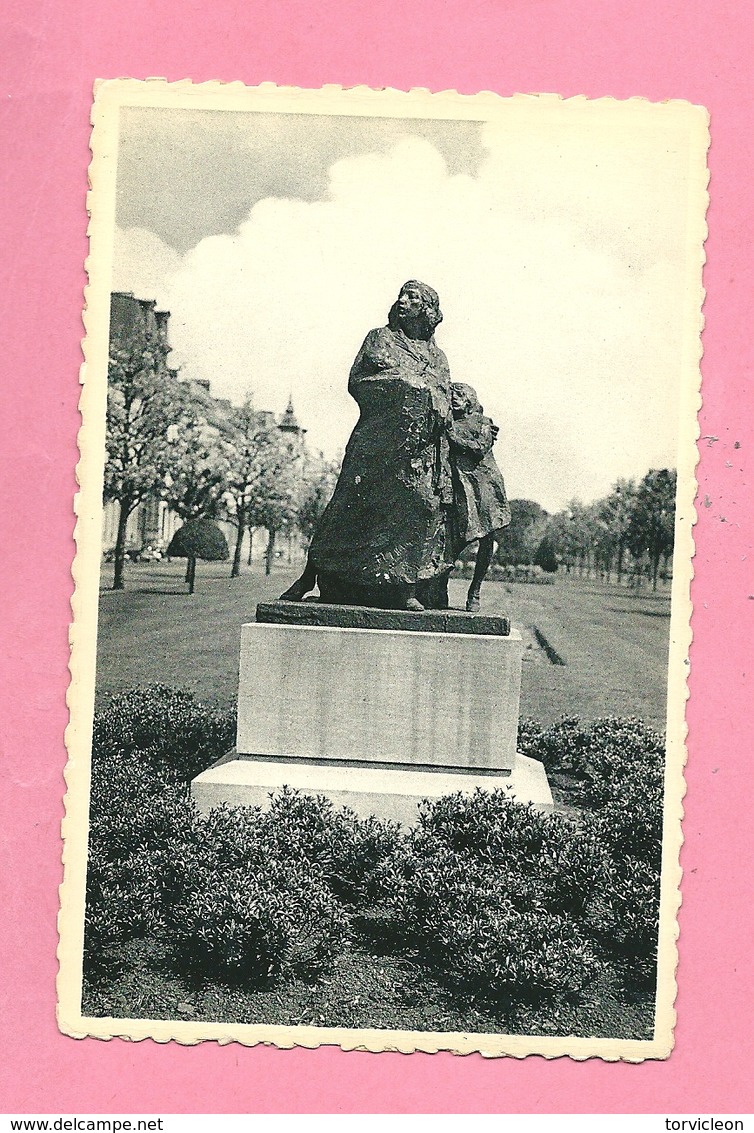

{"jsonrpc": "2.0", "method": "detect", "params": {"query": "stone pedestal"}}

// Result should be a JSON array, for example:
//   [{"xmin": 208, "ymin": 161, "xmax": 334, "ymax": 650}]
[
  {"xmin": 191, "ymin": 602, "xmax": 552, "ymax": 822},
  {"xmin": 192, "ymin": 751, "xmax": 552, "ymax": 826}
]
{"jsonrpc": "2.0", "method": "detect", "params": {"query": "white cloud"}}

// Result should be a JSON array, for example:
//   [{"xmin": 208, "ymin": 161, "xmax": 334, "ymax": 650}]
[
  {"xmin": 113, "ymin": 120, "xmax": 694, "ymax": 512},
  {"xmin": 112, "ymin": 226, "xmax": 181, "ymax": 307}
]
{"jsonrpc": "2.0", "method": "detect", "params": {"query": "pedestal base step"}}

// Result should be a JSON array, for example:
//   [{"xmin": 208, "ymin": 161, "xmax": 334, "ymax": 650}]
[
  {"xmin": 257, "ymin": 600, "xmax": 511, "ymax": 637},
  {"xmin": 191, "ymin": 752, "xmax": 553, "ymax": 825}
]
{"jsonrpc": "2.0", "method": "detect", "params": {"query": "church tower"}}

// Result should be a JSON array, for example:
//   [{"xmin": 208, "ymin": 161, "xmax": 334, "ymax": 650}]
[{"xmin": 278, "ymin": 395, "xmax": 307, "ymax": 455}]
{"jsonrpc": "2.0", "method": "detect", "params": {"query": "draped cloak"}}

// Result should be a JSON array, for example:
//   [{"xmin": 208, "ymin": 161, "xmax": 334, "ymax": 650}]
[{"xmin": 309, "ymin": 325, "xmax": 455, "ymax": 591}]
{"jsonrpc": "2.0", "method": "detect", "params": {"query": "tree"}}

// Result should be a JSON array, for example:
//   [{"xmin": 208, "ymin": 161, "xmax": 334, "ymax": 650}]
[
  {"xmin": 223, "ymin": 398, "xmax": 308, "ymax": 577},
  {"xmin": 533, "ymin": 534, "xmax": 559, "ymax": 572},
  {"xmin": 223, "ymin": 399, "xmax": 289, "ymax": 578},
  {"xmin": 496, "ymin": 500, "xmax": 549, "ymax": 566},
  {"xmin": 163, "ymin": 416, "xmax": 228, "ymax": 523},
  {"xmin": 104, "ymin": 331, "xmax": 188, "ymax": 590},
  {"xmin": 249, "ymin": 430, "xmax": 305, "ymax": 575},
  {"xmin": 167, "ymin": 518, "xmax": 229, "ymax": 594},
  {"xmin": 597, "ymin": 478, "xmax": 637, "ymax": 583},
  {"xmin": 162, "ymin": 412, "xmax": 229, "ymax": 579},
  {"xmin": 297, "ymin": 452, "xmax": 340, "ymax": 545},
  {"xmin": 627, "ymin": 469, "xmax": 677, "ymax": 590}
]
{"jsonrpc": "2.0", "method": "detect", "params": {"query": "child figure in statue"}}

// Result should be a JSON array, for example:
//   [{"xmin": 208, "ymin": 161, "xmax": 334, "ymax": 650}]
[{"xmin": 448, "ymin": 382, "xmax": 512, "ymax": 612}]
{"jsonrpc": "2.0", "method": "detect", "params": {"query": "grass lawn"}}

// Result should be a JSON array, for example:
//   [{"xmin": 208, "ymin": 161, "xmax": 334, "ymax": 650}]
[{"xmin": 96, "ymin": 559, "xmax": 672, "ymax": 728}]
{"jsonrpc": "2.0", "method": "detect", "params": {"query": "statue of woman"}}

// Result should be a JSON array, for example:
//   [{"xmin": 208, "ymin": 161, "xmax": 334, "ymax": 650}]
[{"xmin": 281, "ymin": 281, "xmax": 456, "ymax": 610}]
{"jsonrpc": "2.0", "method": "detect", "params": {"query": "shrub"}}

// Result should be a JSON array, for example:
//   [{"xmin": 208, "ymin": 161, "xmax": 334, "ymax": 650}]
[
  {"xmin": 84, "ymin": 748, "xmax": 197, "ymax": 963},
  {"xmin": 571, "ymin": 718, "xmax": 664, "ymax": 808},
  {"xmin": 449, "ymin": 906, "xmax": 601, "ymax": 1002},
  {"xmin": 584, "ymin": 857, "xmax": 661, "ymax": 984},
  {"xmin": 84, "ymin": 685, "xmax": 666, "ymax": 997},
  {"xmin": 181, "ymin": 790, "xmax": 402, "ymax": 909},
  {"xmin": 142, "ymin": 791, "xmax": 398, "ymax": 988},
  {"xmin": 84, "ymin": 847, "xmax": 166, "ymax": 960},
  {"xmin": 410, "ymin": 790, "xmax": 606, "ymax": 917},
  {"xmin": 587, "ymin": 783, "xmax": 663, "ymax": 870},
  {"xmin": 513, "ymin": 717, "xmax": 664, "ymax": 982},
  {"xmin": 580, "ymin": 777, "xmax": 663, "ymax": 983},
  {"xmin": 166, "ymin": 859, "xmax": 349, "ymax": 983},
  {"xmin": 93, "ymin": 685, "xmax": 236, "ymax": 782},
  {"xmin": 518, "ymin": 716, "xmax": 664, "ymax": 807},
  {"xmin": 88, "ymin": 748, "xmax": 196, "ymax": 861},
  {"xmin": 383, "ymin": 845, "xmax": 601, "ymax": 1003},
  {"xmin": 516, "ymin": 718, "xmax": 544, "ymax": 756},
  {"xmin": 261, "ymin": 788, "xmax": 403, "ymax": 907},
  {"xmin": 378, "ymin": 791, "xmax": 607, "ymax": 1002}
]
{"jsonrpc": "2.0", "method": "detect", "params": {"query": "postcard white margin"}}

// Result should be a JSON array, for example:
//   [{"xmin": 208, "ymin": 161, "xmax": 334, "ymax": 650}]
[{"xmin": 59, "ymin": 78, "xmax": 710, "ymax": 1060}]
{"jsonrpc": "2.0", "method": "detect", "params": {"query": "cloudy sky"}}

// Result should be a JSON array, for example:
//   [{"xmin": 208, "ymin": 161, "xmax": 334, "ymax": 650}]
[{"xmin": 112, "ymin": 101, "xmax": 700, "ymax": 513}]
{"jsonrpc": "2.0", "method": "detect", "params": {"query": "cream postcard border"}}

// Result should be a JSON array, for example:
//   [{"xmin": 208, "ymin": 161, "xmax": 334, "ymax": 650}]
[{"xmin": 59, "ymin": 78, "xmax": 710, "ymax": 1059}]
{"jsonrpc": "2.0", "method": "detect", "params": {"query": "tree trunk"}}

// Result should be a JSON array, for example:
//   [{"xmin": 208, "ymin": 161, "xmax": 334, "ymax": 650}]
[
  {"xmin": 231, "ymin": 522, "xmax": 245, "ymax": 578},
  {"xmin": 265, "ymin": 527, "xmax": 276, "ymax": 575},
  {"xmin": 112, "ymin": 499, "xmax": 132, "ymax": 591},
  {"xmin": 185, "ymin": 559, "xmax": 192, "ymax": 582},
  {"xmin": 247, "ymin": 527, "xmax": 254, "ymax": 566},
  {"xmin": 188, "ymin": 556, "xmax": 197, "ymax": 594}
]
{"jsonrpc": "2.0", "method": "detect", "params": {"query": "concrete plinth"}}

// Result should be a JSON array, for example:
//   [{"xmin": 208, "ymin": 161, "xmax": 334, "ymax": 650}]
[
  {"xmin": 192, "ymin": 751, "xmax": 553, "ymax": 824},
  {"xmin": 190, "ymin": 612, "xmax": 553, "ymax": 825},
  {"xmin": 237, "ymin": 622, "xmax": 524, "ymax": 772}
]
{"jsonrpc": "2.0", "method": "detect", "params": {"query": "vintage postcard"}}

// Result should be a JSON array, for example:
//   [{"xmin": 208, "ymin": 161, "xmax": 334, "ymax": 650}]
[{"xmin": 59, "ymin": 79, "xmax": 709, "ymax": 1058}]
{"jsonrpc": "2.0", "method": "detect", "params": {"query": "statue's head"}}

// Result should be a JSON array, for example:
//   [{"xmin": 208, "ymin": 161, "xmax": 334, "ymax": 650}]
[
  {"xmin": 388, "ymin": 280, "xmax": 443, "ymax": 339},
  {"xmin": 451, "ymin": 382, "xmax": 483, "ymax": 416}
]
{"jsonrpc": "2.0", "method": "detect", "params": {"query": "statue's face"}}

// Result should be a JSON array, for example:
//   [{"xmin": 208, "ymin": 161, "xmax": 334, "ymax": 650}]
[
  {"xmin": 451, "ymin": 386, "xmax": 468, "ymax": 413},
  {"xmin": 396, "ymin": 284, "xmax": 426, "ymax": 323}
]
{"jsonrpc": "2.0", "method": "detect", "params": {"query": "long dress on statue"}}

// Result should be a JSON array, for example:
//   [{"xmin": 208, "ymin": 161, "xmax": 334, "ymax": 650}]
[
  {"xmin": 448, "ymin": 410, "xmax": 511, "ymax": 546},
  {"xmin": 309, "ymin": 325, "xmax": 456, "ymax": 605}
]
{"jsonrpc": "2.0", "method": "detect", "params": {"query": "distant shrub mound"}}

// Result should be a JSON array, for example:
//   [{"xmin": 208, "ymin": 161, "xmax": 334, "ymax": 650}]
[
  {"xmin": 167, "ymin": 518, "xmax": 229, "ymax": 562},
  {"xmin": 455, "ymin": 561, "xmax": 556, "ymax": 584}
]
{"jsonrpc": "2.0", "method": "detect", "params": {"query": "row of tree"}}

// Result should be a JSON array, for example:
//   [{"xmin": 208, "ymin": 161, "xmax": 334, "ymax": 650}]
[
  {"xmin": 496, "ymin": 471, "xmax": 678, "ymax": 591},
  {"xmin": 104, "ymin": 332, "xmax": 338, "ymax": 590}
]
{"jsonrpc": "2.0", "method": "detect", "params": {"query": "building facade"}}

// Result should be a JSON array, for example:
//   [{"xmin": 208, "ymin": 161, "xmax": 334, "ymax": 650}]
[{"xmin": 103, "ymin": 292, "xmax": 307, "ymax": 564}]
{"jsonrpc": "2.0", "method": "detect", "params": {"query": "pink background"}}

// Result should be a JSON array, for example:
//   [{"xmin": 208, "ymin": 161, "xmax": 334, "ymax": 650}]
[{"xmin": 1, "ymin": 0, "xmax": 753, "ymax": 1114}]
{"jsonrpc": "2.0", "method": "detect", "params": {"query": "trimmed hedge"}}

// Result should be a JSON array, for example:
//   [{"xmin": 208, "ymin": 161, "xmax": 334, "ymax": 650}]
[
  {"xmin": 378, "ymin": 791, "xmax": 607, "ymax": 1002},
  {"xmin": 93, "ymin": 684, "xmax": 236, "ymax": 783},
  {"xmin": 85, "ymin": 689, "xmax": 665, "ymax": 1000},
  {"xmin": 517, "ymin": 715, "xmax": 664, "ymax": 805}
]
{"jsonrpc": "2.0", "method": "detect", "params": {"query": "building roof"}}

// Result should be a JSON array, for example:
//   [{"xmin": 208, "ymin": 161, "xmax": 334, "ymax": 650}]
[{"xmin": 279, "ymin": 395, "xmax": 306, "ymax": 434}]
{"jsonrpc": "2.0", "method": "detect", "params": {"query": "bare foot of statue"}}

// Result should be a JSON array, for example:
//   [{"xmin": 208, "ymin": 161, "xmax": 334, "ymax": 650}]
[
  {"xmin": 279, "ymin": 556, "xmax": 317, "ymax": 601},
  {"xmin": 466, "ymin": 590, "xmax": 481, "ymax": 612},
  {"xmin": 279, "ymin": 578, "xmax": 311, "ymax": 601},
  {"xmin": 401, "ymin": 586, "xmax": 425, "ymax": 611}
]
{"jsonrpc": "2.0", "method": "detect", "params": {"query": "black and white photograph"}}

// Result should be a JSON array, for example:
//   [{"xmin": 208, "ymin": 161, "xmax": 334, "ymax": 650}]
[{"xmin": 59, "ymin": 81, "xmax": 708, "ymax": 1058}]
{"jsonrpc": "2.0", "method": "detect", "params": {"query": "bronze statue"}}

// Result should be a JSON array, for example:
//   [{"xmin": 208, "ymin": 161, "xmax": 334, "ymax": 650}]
[
  {"xmin": 281, "ymin": 283, "xmax": 510, "ymax": 611},
  {"xmin": 282, "ymin": 281, "xmax": 456, "ymax": 609},
  {"xmin": 448, "ymin": 382, "xmax": 511, "ymax": 611}
]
